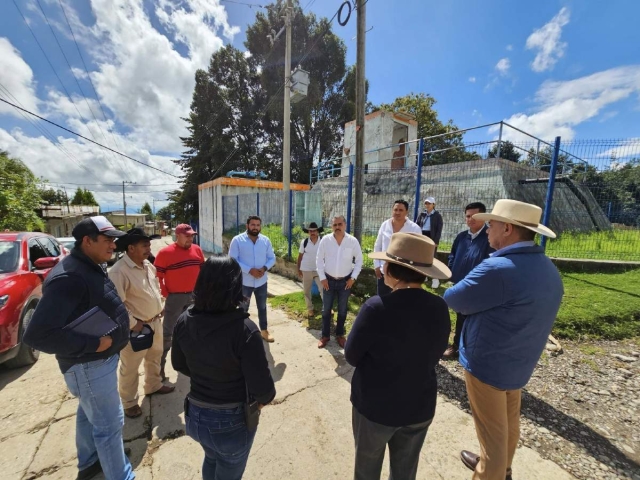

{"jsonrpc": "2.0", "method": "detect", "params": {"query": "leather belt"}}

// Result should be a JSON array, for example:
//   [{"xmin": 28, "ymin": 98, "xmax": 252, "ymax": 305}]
[
  {"xmin": 169, "ymin": 291, "xmax": 193, "ymax": 295},
  {"xmin": 134, "ymin": 312, "xmax": 163, "ymax": 323},
  {"xmin": 325, "ymin": 273, "xmax": 351, "ymax": 281}
]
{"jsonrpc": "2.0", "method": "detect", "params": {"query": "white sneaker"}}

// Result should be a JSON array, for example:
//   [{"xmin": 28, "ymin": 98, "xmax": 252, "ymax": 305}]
[{"xmin": 431, "ymin": 279, "xmax": 440, "ymax": 289}]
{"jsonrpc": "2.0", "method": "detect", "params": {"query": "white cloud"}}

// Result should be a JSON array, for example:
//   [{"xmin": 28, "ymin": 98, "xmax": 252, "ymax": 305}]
[
  {"xmin": 506, "ymin": 44, "xmax": 513, "ymax": 51},
  {"xmin": 597, "ymin": 139, "xmax": 640, "ymax": 162},
  {"xmin": 0, "ymin": 38, "xmax": 39, "ymax": 116},
  {"xmin": 526, "ymin": 7, "xmax": 570, "ymax": 73},
  {"xmin": 468, "ymin": 76, "xmax": 476, "ymax": 83},
  {"xmin": 0, "ymin": 0, "xmax": 239, "ymax": 209},
  {"xmin": 495, "ymin": 58, "xmax": 510, "ymax": 76},
  {"xmin": 496, "ymin": 65, "xmax": 640, "ymax": 141}
]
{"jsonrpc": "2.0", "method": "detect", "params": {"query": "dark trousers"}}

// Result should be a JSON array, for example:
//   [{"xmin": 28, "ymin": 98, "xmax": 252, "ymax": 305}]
[
  {"xmin": 452, "ymin": 312, "xmax": 467, "ymax": 349},
  {"xmin": 377, "ymin": 276, "xmax": 392, "ymax": 296},
  {"xmin": 242, "ymin": 283, "xmax": 268, "ymax": 330},
  {"xmin": 321, "ymin": 276, "xmax": 351, "ymax": 338},
  {"xmin": 352, "ymin": 406, "xmax": 433, "ymax": 480},
  {"xmin": 421, "ymin": 231, "xmax": 438, "ymax": 252}
]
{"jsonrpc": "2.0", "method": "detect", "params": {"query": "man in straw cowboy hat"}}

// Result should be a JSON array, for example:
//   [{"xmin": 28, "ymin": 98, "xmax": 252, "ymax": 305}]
[
  {"xmin": 109, "ymin": 228, "xmax": 175, "ymax": 419},
  {"xmin": 297, "ymin": 222, "xmax": 324, "ymax": 317},
  {"xmin": 444, "ymin": 199, "xmax": 564, "ymax": 480},
  {"xmin": 345, "ymin": 233, "xmax": 451, "ymax": 480}
]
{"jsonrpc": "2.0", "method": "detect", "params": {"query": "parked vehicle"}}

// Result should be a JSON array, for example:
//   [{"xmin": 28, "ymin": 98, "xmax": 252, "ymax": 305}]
[{"xmin": 0, "ymin": 232, "xmax": 67, "ymax": 368}]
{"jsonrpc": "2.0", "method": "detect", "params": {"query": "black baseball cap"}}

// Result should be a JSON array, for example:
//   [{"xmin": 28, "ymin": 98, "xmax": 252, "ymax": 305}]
[{"xmin": 72, "ymin": 216, "xmax": 126, "ymax": 241}]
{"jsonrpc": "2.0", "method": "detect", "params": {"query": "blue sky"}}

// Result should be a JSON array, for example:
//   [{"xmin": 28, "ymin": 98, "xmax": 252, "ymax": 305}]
[{"xmin": 1, "ymin": 0, "xmax": 639, "ymax": 210}]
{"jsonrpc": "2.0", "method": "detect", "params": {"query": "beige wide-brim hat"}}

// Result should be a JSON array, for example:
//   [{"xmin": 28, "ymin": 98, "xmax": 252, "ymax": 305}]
[
  {"xmin": 473, "ymin": 199, "xmax": 556, "ymax": 238},
  {"xmin": 369, "ymin": 233, "xmax": 452, "ymax": 280}
]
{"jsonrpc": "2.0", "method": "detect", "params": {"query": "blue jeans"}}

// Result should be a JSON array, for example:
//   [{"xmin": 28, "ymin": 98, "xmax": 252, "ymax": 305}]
[
  {"xmin": 242, "ymin": 284, "xmax": 268, "ymax": 330},
  {"xmin": 321, "ymin": 276, "xmax": 351, "ymax": 338},
  {"xmin": 185, "ymin": 400, "xmax": 256, "ymax": 480},
  {"xmin": 63, "ymin": 355, "xmax": 134, "ymax": 480}
]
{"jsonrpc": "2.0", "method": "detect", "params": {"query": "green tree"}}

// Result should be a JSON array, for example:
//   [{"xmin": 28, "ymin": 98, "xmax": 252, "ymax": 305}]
[
  {"xmin": 155, "ymin": 206, "xmax": 173, "ymax": 222},
  {"xmin": 245, "ymin": 0, "xmax": 356, "ymax": 182},
  {"xmin": 488, "ymin": 140, "xmax": 522, "ymax": 162},
  {"xmin": 378, "ymin": 93, "xmax": 480, "ymax": 164},
  {"xmin": 38, "ymin": 185, "xmax": 69, "ymax": 205},
  {"xmin": 0, "ymin": 151, "xmax": 45, "ymax": 231},
  {"xmin": 70, "ymin": 187, "xmax": 98, "ymax": 206},
  {"xmin": 140, "ymin": 202, "xmax": 153, "ymax": 220}
]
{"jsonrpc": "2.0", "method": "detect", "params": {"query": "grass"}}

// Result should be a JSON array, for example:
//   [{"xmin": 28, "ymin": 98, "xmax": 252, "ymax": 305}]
[
  {"xmin": 578, "ymin": 345, "xmax": 606, "ymax": 356},
  {"xmin": 249, "ymin": 224, "xmax": 640, "ymax": 264},
  {"xmin": 546, "ymin": 229, "xmax": 640, "ymax": 262},
  {"xmin": 269, "ymin": 269, "xmax": 640, "ymax": 341}
]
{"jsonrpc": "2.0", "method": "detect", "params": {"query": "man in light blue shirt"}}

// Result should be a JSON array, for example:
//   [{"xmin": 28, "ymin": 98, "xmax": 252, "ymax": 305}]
[{"xmin": 229, "ymin": 215, "xmax": 276, "ymax": 342}]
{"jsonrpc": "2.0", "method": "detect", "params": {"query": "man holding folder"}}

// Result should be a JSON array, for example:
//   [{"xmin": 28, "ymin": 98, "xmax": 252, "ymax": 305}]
[{"xmin": 24, "ymin": 216, "xmax": 134, "ymax": 480}]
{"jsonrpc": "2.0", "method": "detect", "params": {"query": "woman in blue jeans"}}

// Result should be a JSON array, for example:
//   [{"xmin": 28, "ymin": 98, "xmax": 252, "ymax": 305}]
[{"xmin": 172, "ymin": 255, "xmax": 276, "ymax": 480}]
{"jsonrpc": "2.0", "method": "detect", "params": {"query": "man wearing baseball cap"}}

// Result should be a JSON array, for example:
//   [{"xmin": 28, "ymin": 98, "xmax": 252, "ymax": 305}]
[
  {"xmin": 444, "ymin": 200, "xmax": 564, "ymax": 480},
  {"xmin": 154, "ymin": 223, "xmax": 205, "ymax": 380},
  {"xmin": 415, "ymin": 197, "xmax": 444, "ymax": 288},
  {"xmin": 24, "ymin": 216, "xmax": 134, "ymax": 480}
]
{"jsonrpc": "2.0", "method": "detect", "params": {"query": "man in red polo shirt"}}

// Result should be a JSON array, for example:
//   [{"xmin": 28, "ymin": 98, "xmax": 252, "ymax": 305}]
[{"xmin": 154, "ymin": 224, "xmax": 205, "ymax": 380}]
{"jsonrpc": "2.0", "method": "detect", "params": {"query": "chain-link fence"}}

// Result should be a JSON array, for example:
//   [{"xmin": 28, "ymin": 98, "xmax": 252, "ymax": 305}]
[{"xmin": 220, "ymin": 123, "xmax": 640, "ymax": 263}]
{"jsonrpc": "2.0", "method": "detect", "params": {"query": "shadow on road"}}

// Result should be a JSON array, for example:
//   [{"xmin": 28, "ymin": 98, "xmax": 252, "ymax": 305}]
[{"xmin": 0, "ymin": 363, "xmax": 36, "ymax": 390}]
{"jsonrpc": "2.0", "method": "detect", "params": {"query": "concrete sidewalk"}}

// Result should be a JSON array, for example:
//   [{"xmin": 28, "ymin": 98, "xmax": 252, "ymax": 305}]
[
  {"xmin": 0, "ymin": 240, "xmax": 574, "ymax": 479},
  {"xmin": 1, "ymin": 307, "xmax": 573, "ymax": 479}
]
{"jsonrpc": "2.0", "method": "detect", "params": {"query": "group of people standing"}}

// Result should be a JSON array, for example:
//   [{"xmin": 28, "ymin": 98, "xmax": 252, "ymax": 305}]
[{"xmin": 21, "ymin": 194, "xmax": 564, "ymax": 480}]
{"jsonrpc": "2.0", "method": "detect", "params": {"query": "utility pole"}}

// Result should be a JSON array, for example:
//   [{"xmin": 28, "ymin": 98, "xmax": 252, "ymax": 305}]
[
  {"xmin": 282, "ymin": 0, "xmax": 293, "ymax": 236},
  {"xmin": 353, "ymin": 0, "xmax": 367, "ymax": 242},
  {"xmin": 122, "ymin": 180, "xmax": 134, "ymax": 228},
  {"xmin": 152, "ymin": 198, "xmax": 156, "ymax": 235}
]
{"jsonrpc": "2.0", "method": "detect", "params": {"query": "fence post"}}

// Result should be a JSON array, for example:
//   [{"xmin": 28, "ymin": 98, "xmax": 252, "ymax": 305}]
[
  {"xmin": 256, "ymin": 193, "xmax": 260, "ymax": 216},
  {"xmin": 413, "ymin": 138, "xmax": 425, "ymax": 221},
  {"xmin": 535, "ymin": 139, "xmax": 541, "ymax": 167},
  {"xmin": 288, "ymin": 190, "xmax": 293, "ymax": 260},
  {"xmin": 236, "ymin": 195, "xmax": 239, "ymax": 235},
  {"xmin": 496, "ymin": 121, "xmax": 504, "ymax": 159},
  {"xmin": 346, "ymin": 163, "xmax": 354, "ymax": 233},
  {"xmin": 541, "ymin": 136, "xmax": 561, "ymax": 250}
]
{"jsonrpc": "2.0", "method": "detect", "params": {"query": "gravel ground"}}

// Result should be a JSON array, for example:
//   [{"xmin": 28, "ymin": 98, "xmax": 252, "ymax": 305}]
[{"xmin": 436, "ymin": 339, "xmax": 640, "ymax": 480}]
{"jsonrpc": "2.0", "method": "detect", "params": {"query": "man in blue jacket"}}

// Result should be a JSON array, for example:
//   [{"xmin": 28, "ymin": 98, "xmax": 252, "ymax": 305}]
[
  {"xmin": 229, "ymin": 215, "xmax": 276, "ymax": 342},
  {"xmin": 443, "ymin": 200, "xmax": 563, "ymax": 480},
  {"xmin": 24, "ymin": 216, "xmax": 134, "ymax": 480},
  {"xmin": 443, "ymin": 202, "xmax": 494, "ymax": 359}
]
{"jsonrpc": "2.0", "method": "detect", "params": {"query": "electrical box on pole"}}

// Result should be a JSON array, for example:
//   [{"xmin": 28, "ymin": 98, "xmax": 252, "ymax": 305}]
[{"xmin": 290, "ymin": 68, "xmax": 309, "ymax": 104}]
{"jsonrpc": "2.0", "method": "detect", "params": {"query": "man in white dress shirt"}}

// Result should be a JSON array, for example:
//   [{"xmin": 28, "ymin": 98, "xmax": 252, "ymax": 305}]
[
  {"xmin": 373, "ymin": 199, "xmax": 422, "ymax": 296},
  {"xmin": 316, "ymin": 215, "xmax": 363, "ymax": 349}
]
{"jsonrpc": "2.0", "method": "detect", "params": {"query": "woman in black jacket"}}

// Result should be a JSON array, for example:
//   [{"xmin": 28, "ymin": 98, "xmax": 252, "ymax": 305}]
[
  {"xmin": 345, "ymin": 233, "xmax": 451, "ymax": 480},
  {"xmin": 172, "ymin": 255, "xmax": 275, "ymax": 480}
]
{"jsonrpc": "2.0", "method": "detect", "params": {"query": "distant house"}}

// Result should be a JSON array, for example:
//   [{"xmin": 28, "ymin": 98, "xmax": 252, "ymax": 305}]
[
  {"xmin": 39, "ymin": 205, "xmax": 100, "ymax": 238},
  {"xmin": 102, "ymin": 211, "xmax": 147, "ymax": 229}
]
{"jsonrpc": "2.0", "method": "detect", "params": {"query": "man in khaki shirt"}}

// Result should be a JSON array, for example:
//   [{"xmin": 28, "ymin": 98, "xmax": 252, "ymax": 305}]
[{"xmin": 109, "ymin": 228, "xmax": 175, "ymax": 418}]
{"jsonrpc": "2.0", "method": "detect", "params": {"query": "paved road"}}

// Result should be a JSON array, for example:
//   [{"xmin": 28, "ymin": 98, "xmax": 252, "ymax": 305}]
[{"xmin": 0, "ymin": 239, "xmax": 575, "ymax": 479}]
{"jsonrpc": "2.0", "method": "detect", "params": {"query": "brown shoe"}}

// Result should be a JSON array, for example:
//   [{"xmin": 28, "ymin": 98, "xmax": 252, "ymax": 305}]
[
  {"xmin": 460, "ymin": 450, "xmax": 479, "ymax": 471},
  {"xmin": 442, "ymin": 346, "xmax": 459, "ymax": 360},
  {"xmin": 317, "ymin": 336, "xmax": 330, "ymax": 348},
  {"xmin": 261, "ymin": 330, "xmax": 274, "ymax": 342},
  {"xmin": 150, "ymin": 385, "xmax": 175, "ymax": 395},
  {"xmin": 124, "ymin": 405, "xmax": 142, "ymax": 418},
  {"xmin": 336, "ymin": 336, "xmax": 346, "ymax": 348}
]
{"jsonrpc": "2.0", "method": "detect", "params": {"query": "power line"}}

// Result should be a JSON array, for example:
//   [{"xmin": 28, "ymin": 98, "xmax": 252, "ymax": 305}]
[
  {"xmin": 56, "ymin": 0, "xmax": 130, "ymax": 180},
  {"xmin": 0, "ymin": 82, "xmax": 104, "ymax": 182},
  {"xmin": 0, "ymin": 98, "xmax": 180, "ymax": 178},
  {"xmin": 47, "ymin": 182, "xmax": 181, "ymax": 187},
  {"xmin": 33, "ymin": 0, "xmax": 130, "ymax": 181},
  {"xmin": 220, "ymin": 0, "xmax": 265, "ymax": 7}
]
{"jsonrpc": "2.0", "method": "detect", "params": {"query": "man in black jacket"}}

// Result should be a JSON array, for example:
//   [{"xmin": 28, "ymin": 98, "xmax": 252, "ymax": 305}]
[{"xmin": 24, "ymin": 216, "xmax": 134, "ymax": 480}]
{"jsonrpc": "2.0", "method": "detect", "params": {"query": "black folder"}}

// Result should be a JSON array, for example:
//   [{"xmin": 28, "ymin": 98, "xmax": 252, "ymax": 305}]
[{"xmin": 63, "ymin": 306, "xmax": 119, "ymax": 338}]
